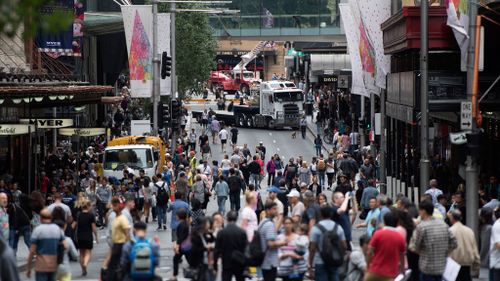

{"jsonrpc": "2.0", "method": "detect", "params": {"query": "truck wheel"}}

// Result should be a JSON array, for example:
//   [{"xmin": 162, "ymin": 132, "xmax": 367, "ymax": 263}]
[
  {"xmin": 267, "ymin": 119, "xmax": 275, "ymax": 130},
  {"xmin": 240, "ymin": 84, "xmax": 249, "ymax": 95},
  {"xmin": 247, "ymin": 116, "xmax": 254, "ymax": 127}
]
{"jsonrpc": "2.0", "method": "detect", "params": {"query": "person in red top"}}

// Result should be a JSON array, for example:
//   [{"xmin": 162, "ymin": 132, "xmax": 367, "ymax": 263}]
[
  {"xmin": 365, "ymin": 210, "xmax": 406, "ymax": 281},
  {"xmin": 40, "ymin": 172, "xmax": 50, "ymax": 194}
]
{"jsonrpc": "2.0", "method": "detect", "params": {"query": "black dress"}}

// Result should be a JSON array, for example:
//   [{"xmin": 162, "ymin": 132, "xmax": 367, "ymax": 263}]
[{"xmin": 76, "ymin": 211, "xmax": 95, "ymax": 250}]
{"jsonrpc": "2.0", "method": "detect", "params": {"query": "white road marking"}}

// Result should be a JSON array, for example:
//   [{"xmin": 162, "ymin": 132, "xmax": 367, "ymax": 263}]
[
  {"xmin": 277, "ymin": 148, "xmax": 280, "ymax": 152},
  {"xmin": 273, "ymin": 140, "xmax": 276, "ymax": 143}
]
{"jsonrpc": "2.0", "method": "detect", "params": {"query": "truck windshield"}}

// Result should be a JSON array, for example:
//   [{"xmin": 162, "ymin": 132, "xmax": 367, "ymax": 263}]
[
  {"xmin": 274, "ymin": 91, "xmax": 304, "ymax": 102},
  {"xmin": 243, "ymin": 72, "xmax": 254, "ymax": 79},
  {"xmin": 103, "ymin": 148, "xmax": 154, "ymax": 170}
]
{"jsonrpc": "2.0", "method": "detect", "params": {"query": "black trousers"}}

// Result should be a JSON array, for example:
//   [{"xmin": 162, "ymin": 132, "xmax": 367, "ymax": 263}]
[
  {"xmin": 457, "ymin": 266, "xmax": 471, "ymax": 281},
  {"xmin": 222, "ymin": 267, "xmax": 245, "ymax": 281},
  {"xmin": 173, "ymin": 253, "xmax": 184, "ymax": 276},
  {"xmin": 107, "ymin": 243, "xmax": 124, "ymax": 281},
  {"xmin": 262, "ymin": 267, "xmax": 277, "ymax": 281}
]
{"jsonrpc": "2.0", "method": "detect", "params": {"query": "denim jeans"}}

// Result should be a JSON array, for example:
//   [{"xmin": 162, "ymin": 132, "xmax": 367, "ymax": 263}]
[
  {"xmin": 250, "ymin": 173, "xmax": 260, "ymax": 189},
  {"xmin": 9, "ymin": 225, "xmax": 31, "ymax": 254},
  {"xmin": 229, "ymin": 193, "xmax": 241, "ymax": 211},
  {"xmin": 419, "ymin": 273, "xmax": 442, "ymax": 281},
  {"xmin": 222, "ymin": 170, "xmax": 230, "ymax": 179},
  {"xmin": 315, "ymin": 145, "xmax": 322, "ymax": 156},
  {"xmin": 217, "ymin": 196, "xmax": 227, "ymax": 214},
  {"xmin": 318, "ymin": 171, "xmax": 326, "ymax": 187},
  {"xmin": 35, "ymin": 272, "xmax": 56, "ymax": 281},
  {"xmin": 157, "ymin": 204, "xmax": 167, "ymax": 228},
  {"xmin": 314, "ymin": 263, "xmax": 338, "ymax": 281}
]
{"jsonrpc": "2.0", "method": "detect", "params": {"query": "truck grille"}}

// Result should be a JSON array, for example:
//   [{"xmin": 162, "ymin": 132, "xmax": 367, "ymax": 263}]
[{"xmin": 283, "ymin": 104, "xmax": 299, "ymax": 119}]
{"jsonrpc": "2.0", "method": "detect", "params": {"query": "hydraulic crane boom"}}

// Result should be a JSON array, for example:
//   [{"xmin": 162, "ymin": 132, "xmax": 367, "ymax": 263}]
[{"xmin": 232, "ymin": 41, "xmax": 268, "ymax": 71}]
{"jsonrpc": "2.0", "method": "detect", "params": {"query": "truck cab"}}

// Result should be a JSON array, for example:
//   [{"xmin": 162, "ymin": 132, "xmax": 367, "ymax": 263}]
[{"xmin": 259, "ymin": 81, "xmax": 304, "ymax": 129}]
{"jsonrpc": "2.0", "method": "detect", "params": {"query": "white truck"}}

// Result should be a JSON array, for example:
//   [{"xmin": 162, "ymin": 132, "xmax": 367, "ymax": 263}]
[{"xmin": 192, "ymin": 80, "xmax": 305, "ymax": 129}]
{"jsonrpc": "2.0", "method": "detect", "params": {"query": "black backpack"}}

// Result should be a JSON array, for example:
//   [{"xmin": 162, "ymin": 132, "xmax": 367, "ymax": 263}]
[
  {"xmin": 227, "ymin": 176, "xmax": 240, "ymax": 193},
  {"xmin": 156, "ymin": 183, "xmax": 169, "ymax": 205},
  {"xmin": 316, "ymin": 223, "xmax": 345, "ymax": 267},
  {"xmin": 246, "ymin": 219, "xmax": 271, "ymax": 266}
]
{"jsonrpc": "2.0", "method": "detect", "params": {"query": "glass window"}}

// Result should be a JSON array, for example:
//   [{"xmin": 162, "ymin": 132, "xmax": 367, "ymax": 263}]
[
  {"xmin": 104, "ymin": 148, "xmax": 153, "ymax": 170},
  {"xmin": 274, "ymin": 91, "xmax": 304, "ymax": 102}
]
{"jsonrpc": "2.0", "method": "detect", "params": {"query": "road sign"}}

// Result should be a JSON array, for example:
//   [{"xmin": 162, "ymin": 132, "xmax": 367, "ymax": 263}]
[{"xmin": 460, "ymin": 101, "xmax": 473, "ymax": 130}]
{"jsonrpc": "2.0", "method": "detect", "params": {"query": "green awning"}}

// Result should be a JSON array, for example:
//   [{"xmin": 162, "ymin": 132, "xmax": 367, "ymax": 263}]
[{"xmin": 83, "ymin": 12, "xmax": 124, "ymax": 36}]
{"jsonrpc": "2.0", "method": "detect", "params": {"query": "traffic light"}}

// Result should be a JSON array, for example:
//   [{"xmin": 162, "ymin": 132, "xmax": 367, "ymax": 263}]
[
  {"xmin": 157, "ymin": 102, "xmax": 170, "ymax": 129},
  {"xmin": 171, "ymin": 99, "xmax": 180, "ymax": 131},
  {"xmin": 161, "ymin": 51, "xmax": 172, "ymax": 79}
]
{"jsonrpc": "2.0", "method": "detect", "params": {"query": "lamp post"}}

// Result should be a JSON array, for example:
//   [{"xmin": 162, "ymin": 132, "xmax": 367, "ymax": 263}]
[{"xmin": 419, "ymin": 0, "xmax": 430, "ymax": 197}]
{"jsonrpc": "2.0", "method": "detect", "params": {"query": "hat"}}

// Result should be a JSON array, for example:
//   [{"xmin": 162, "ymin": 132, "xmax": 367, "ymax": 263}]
[
  {"xmin": 259, "ymin": 141, "xmax": 263, "ymax": 144},
  {"xmin": 268, "ymin": 186, "xmax": 280, "ymax": 193},
  {"xmin": 287, "ymin": 189, "xmax": 301, "ymax": 198}
]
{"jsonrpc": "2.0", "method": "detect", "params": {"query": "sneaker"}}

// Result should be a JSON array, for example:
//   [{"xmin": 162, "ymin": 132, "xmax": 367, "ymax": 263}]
[
  {"xmin": 82, "ymin": 266, "xmax": 87, "ymax": 276},
  {"xmin": 163, "ymin": 225, "xmax": 167, "ymax": 230},
  {"xmin": 145, "ymin": 218, "xmax": 149, "ymax": 223},
  {"xmin": 157, "ymin": 226, "xmax": 162, "ymax": 231}
]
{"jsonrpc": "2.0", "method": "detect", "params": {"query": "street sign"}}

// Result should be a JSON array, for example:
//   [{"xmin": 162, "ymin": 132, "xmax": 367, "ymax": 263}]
[
  {"xmin": 59, "ymin": 128, "xmax": 106, "ymax": 137},
  {"xmin": 20, "ymin": 118, "xmax": 73, "ymax": 129},
  {"xmin": 0, "ymin": 124, "xmax": 35, "ymax": 135},
  {"xmin": 460, "ymin": 101, "xmax": 473, "ymax": 130},
  {"xmin": 338, "ymin": 75, "xmax": 349, "ymax": 89},
  {"xmin": 449, "ymin": 131, "xmax": 468, "ymax": 145}
]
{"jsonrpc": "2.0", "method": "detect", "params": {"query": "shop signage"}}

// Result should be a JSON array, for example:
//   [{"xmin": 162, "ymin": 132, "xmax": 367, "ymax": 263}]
[
  {"xmin": 0, "ymin": 124, "xmax": 35, "ymax": 135},
  {"xmin": 338, "ymin": 75, "xmax": 349, "ymax": 89},
  {"xmin": 319, "ymin": 76, "xmax": 337, "ymax": 83},
  {"xmin": 20, "ymin": 119, "xmax": 73, "ymax": 129},
  {"xmin": 59, "ymin": 128, "xmax": 106, "ymax": 137}
]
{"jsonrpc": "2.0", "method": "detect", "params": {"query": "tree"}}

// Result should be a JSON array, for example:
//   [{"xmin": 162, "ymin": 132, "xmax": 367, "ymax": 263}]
[
  {"xmin": 171, "ymin": 4, "xmax": 217, "ymax": 97},
  {"xmin": 0, "ymin": 0, "xmax": 73, "ymax": 38}
]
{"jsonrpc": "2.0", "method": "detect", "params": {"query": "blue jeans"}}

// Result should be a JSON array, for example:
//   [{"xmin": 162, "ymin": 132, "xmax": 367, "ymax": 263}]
[
  {"xmin": 217, "ymin": 196, "xmax": 227, "ymax": 214},
  {"xmin": 35, "ymin": 272, "xmax": 56, "ymax": 281},
  {"xmin": 222, "ymin": 170, "xmax": 230, "ymax": 179},
  {"xmin": 315, "ymin": 145, "xmax": 322, "ymax": 156},
  {"xmin": 419, "ymin": 273, "xmax": 442, "ymax": 281},
  {"xmin": 157, "ymin": 204, "xmax": 167, "ymax": 228},
  {"xmin": 318, "ymin": 171, "xmax": 326, "ymax": 187},
  {"xmin": 250, "ymin": 173, "xmax": 260, "ymax": 189},
  {"xmin": 315, "ymin": 264, "xmax": 338, "ymax": 281},
  {"xmin": 9, "ymin": 225, "xmax": 31, "ymax": 254},
  {"xmin": 230, "ymin": 193, "xmax": 241, "ymax": 211}
]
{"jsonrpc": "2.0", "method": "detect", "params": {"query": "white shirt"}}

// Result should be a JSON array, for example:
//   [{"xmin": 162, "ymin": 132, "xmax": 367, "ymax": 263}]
[
  {"xmin": 219, "ymin": 129, "xmax": 229, "ymax": 140},
  {"xmin": 490, "ymin": 219, "xmax": 500, "ymax": 268},
  {"xmin": 425, "ymin": 188, "xmax": 443, "ymax": 205},
  {"xmin": 241, "ymin": 206, "xmax": 258, "ymax": 242}
]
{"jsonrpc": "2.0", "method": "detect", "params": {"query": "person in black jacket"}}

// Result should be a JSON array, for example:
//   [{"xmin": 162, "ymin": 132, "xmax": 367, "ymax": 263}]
[
  {"xmin": 7, "ymin": 194, "xmax": 32, "ymax": 256},
  {"xmin": 227, "ymin": 169, "xmax": 244, "ymax": 211},
  {"xmin": 215, "ymin": 211, "xmax": 248, "ymax": 281},
  {"xmin": 173, "ymin": 208, "xmax": 190, "ymax": 281}
]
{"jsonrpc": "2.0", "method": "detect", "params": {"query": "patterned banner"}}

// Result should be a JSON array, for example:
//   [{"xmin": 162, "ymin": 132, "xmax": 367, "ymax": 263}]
[
  {"xmin": 355, "ymin": 0, "xmax": 391, "ymax": 90},
  {"xmin": 446, "ymin": 0, "xmax": 469, "ymax": 71},
  {"xmin": 339, "ymin": 4, "xmax": 369, "ymax": 97},
  {"xmin": 122, "ymin": 5, "xmax": 171, "ymax": 98}
]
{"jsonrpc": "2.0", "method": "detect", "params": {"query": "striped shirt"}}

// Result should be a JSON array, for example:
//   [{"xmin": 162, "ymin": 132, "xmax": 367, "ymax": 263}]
[
  {"xmin": 259, "ymin": 218, "xmax": 278, "ymax": 270},
  {"xmin": 31, "ymin": 223, "xmax": 64, "ymax": 273}
]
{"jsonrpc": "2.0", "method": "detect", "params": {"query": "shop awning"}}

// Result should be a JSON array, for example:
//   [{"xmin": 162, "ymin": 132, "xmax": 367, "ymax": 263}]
[{"xmin": 83, "ymin": 12, "xmax": 124, "ymax": 36}]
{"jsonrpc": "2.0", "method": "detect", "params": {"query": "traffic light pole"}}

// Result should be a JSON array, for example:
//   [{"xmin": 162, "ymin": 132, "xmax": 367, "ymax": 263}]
[
  {"xmin": 419, "ymin": 0, "xmax": 430, "ymax": 197},
  {"xmin": 152, "ymin": 0, "xmax": 160, "ymax": 136},
  {"xmin": 465, "ymin": 0, "xmax": 479, "ymax": 237},
  {"xmin": 170, "ymin": 1, "xmax": 178, "ymax": 150}
]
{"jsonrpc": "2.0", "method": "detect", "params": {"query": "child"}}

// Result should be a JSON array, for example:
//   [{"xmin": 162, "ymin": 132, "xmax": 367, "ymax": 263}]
[{"xmin": 290, "ymin": 224, "xmax": 309, "ymax": 278}]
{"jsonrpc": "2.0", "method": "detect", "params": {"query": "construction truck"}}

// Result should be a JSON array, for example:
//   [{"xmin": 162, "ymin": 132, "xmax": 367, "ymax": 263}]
[
  {"xmin": 102, "ymin": 136, "xmax": 166, "ymax": 179},
  {"xmin": 209, "ymin": 41, "xmax": 267, "ymax": 95},
  {"xmin": 192, "ymin": 80, "xmax": 304, "ymax": 129}
]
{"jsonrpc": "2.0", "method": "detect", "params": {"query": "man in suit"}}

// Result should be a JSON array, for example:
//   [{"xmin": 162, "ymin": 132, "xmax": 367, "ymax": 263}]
[{"xmin": 215, "ymin": 210, "xmax": 248, "ymax": 281}]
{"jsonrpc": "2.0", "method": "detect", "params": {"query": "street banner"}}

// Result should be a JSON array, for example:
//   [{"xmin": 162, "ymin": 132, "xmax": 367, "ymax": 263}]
[
  {"xmin": 355, "ymin": 0, "xmax": 391, "ymax": 90},
  {"xmin": 0, "ymin": 124, "xmax": 35, "ymax": 135},
  {"xmin": 59, "ymin": 128, "xmax": 106, "ymax": 136},
  {"xmin": 339, "ymin": 4, "xmax": 369, "ymax": 97},
  {"xmin": 121, "ymin": 5, "xmax": 171, "ymax": 98},
  {"xmin": 36, "ymin": 0, "xmax": 74, "ymax": 55},
  {"xmin": 445, "ymin": 0, "xmax": 469, "ymax": 71},
  {"xmin": 20, "ymin": 119, "xmax": 74, "ymax": 129}
]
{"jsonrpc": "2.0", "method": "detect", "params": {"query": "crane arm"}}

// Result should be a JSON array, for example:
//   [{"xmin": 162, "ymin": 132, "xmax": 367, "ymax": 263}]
[{"xmin": 232, "ymin": 41, "xmax": 268, "ymax": 71}]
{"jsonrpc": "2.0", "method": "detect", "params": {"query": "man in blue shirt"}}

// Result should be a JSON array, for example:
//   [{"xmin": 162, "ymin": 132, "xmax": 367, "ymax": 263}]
[{"xmin": 167, "ymin": 191, "xmax": 190, "ymax": 242}]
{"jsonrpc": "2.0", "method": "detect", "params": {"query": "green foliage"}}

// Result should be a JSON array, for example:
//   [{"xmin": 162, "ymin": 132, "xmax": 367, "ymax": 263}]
[
  {"xmin": 0, "ymin": 0, "xmax": 74, "ymax": 38},
  {"xmin": 159, "ymin": 2, "xmax": 217, "ymax": 98}
]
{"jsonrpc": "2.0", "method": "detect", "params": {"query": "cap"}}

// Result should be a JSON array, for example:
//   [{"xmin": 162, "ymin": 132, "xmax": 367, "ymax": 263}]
[
  {"xmin": 287, "ymin": 189, "xmax": 301, "ymax": 198},
  {"xmin": 268, "ymin": 186, "xmax": 280, "ymax": 193},
  {"xmin": 259, "ymin": 141, "xmax": 263, "ymax": 144},
  {"xmin": 300, "ymin": 182, "xmax": 307, "ymax": 187}
]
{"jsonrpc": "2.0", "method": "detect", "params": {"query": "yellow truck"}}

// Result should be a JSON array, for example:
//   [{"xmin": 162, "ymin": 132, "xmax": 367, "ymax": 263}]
[{"xmin": 103, "ymin": 136, "xmax": 166, "ymax": 179}]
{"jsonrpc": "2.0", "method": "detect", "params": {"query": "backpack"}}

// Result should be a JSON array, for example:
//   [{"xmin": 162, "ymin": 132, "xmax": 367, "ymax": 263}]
[
  {"xmin": 246, "ymin": 219, "xmax": 271, "ymax": 267},
  {"xmin": 156, "ymin": 183, "xmax": 169, "ymax": 205},
  {"xmin": 317, "ymin": 159, "xmax": 326, "ymax": 171},
  {"xmin": 316, "ymin": 223, "xmax": 345, "ymax": 267},
  {"xmin": 228, "ymin": 176, "xmax": 240, "ymax": 193},
  {"xmin": 129, "ymin": 238, "xmax": 155, "ymax": 279}
]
